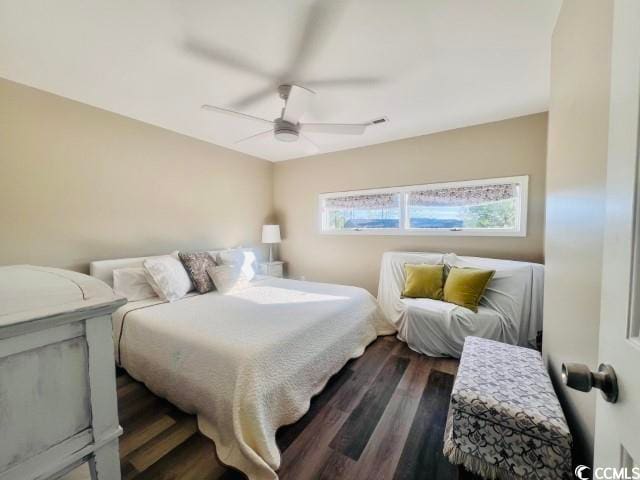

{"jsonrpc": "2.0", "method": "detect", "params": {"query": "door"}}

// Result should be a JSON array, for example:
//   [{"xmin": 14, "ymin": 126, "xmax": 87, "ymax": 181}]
[{"xmin": 594, "ymin": 0, "xmax": 640, "ymax": 471}]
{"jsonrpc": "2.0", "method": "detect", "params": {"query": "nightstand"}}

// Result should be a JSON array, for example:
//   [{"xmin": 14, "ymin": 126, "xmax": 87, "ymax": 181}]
[{"xmin": 259, "ymin": 261, "xmax": 285, "ymax": 278}]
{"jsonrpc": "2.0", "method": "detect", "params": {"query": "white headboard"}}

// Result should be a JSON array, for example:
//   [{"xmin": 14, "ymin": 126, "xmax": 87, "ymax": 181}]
[
  {"xmin": 89, "ymin": 247, "xmax": 257, "ymax": 287},
  {"xmin": 89, "ymin": 255, "xmax": 156, "ymax": 287}
]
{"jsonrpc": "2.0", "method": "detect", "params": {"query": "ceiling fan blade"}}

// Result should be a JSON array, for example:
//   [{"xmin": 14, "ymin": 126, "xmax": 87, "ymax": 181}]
[
  {"xmin": 304, "ymin": 76, "xmax": 385, "ymax": 88},
  {"xmin": 201, "ymin": 105, "xmax": 274, "ymax": 126},
  {"xmin": 287, "ymin": 0, "xmax": 349, "ymax": 77},
  {"xmin": 234, "ymin": 129, "xmax": 274, "ymax": 144},
  {"xmin": 300, "ymin": 133, "xmax": 320, "ymax": 154},
  {"xmin": 231, "ymin": 85, "xmax": 277, "ymax": 109},
  {"xmin": 282, "ymin": 85, "xmax": 315, "ymax": 124},
  {"xmin": 300, "ymin": 122, "xmax": 370, "ymax": 135},
  {"xmin": 184, "ymin": 38, "xmax": 275, "ymax": 80}
]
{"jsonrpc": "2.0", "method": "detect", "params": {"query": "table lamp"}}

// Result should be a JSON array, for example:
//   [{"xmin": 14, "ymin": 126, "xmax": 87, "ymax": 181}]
[{"xmin": 262, "ymin": 225, "xmax": 281, "ymax": 263}]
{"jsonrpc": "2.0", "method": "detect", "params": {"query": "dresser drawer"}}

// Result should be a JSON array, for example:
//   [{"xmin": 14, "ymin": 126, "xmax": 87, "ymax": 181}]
[{"xmin": 0, "ymin": 325, "xmax": 91, "ymax": 472}]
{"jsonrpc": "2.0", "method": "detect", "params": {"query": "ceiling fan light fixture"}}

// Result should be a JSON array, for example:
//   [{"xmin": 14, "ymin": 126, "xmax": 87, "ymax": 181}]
[
  {"xmin": 274, "ymin": 118, "xmax": 300, "ymax": 142},
  {"xmin": 274, "ymin": 128, "xmax": 299, "ymax": 142}
]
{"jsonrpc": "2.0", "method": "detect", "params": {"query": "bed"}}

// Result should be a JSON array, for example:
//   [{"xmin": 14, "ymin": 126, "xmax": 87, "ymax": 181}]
[
  {"xmin": 90, "ymin": 257, "xmax": 394, "ymax": 480},
  {"xmin": 378, "ymin": 251, "xmax": 544, "ymax": 358}
]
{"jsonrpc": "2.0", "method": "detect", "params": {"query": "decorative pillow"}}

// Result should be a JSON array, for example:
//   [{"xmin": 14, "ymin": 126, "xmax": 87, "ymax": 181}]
[
  {"xmin": 143, "ymin": 254, "xmax": 194, "ymax": 302},
  {"xmin": 216, "ymin": 249, "xmax": 257, "ymax": 281},
  {"xmin": 113, "ymin": 267, "xmax": 157, "ymax": 302},
  {"xmin": 206, "ymin": 264, "xmax": 252, "ymax": 295},
  {"xmin": 179, "ymin": 251, "xmax": 217, "ymax": 293},
  {"xmin": 402, "ymin": 264, "xmax": 445, "ymax": 300},
  {"xmin": 443, "ymin": 267, "xmax": 495, "ymax": 312}
]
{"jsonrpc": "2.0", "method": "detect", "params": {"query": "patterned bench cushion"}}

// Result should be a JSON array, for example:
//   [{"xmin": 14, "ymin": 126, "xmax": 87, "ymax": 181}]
[{"xmin": 443, "ymin": 336, "xmax": 572, "ymax": 480}]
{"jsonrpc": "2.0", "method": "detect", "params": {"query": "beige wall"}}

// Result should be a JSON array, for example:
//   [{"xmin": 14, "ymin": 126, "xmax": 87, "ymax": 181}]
[
  {"xmin": 542, "ymin": 0, "xmax": 613, "ymax": 467},
  {"xmin": 0, "ymin": 78, "xmax": 273, "ymax": 272},
  {"xmin": 274, "ymin": 113, "xmax": 548, "ymax": 294}
]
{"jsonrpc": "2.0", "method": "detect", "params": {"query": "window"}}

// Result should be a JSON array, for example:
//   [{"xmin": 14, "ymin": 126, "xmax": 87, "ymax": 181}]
[
  {"xmin": 322, "ymin": 192, "xmax": 401, "ymax": 231},
  {"xmin": 319, "ymin": 176, "xmax": 528, "ymax": 236}
]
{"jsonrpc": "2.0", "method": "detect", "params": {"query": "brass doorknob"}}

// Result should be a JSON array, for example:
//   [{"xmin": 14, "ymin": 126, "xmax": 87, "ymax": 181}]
[{"xmin": 561, "ymin": 362, "xmax": 618, "ymax": 403}]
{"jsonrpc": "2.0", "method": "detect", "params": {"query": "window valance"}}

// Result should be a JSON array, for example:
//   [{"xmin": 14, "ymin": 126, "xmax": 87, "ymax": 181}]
[
  {"xmin": 324, "ymin": 193, "xmax": 398, "ymax": 209},
  {"xmin": 408, "ymin": 184, "xmax": 516, "ymax": 207}
]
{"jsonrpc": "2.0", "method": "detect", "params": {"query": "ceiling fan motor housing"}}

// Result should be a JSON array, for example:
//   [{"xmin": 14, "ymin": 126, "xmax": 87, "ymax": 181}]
[
  {"xmin": 278, "ymin": 84, "xmax": 292, "ymax": 100},
  {"xmin": 274, "ymin": 118, "xmax": 299, "ymax": 142}
]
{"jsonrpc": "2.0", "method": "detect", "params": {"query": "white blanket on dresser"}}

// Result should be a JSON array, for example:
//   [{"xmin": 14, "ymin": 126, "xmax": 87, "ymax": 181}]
[{"xmin": 112, "ymin": 277, "xmax": 394, "ymax": 480}]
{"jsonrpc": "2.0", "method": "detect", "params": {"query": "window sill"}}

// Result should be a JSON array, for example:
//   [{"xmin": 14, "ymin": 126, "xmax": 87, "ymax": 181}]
[{"xmin": 319, "ymin": 228, "xmax": 526, "ymax": 237}]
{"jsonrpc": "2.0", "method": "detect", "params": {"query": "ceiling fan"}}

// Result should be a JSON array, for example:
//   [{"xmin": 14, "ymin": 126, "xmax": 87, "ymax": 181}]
[
  {"xmin": 201, "ymin": 84, "xmax": 388, "ymax": 150},
  {"xmin": 185, "ymin": 0, "xmax": 385, "ymax": 109}
]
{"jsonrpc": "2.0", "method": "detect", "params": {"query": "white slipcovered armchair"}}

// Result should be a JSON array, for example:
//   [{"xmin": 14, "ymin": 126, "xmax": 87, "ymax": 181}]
[{"xmin": 377, "ymin": 252, "xmax": 544, "ymax": 358}]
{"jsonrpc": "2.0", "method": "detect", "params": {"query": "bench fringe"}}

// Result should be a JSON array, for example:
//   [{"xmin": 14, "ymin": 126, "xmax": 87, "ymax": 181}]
[{"xmin": 443, "ymin": 439, "xmax": 524, "ymax": 480}]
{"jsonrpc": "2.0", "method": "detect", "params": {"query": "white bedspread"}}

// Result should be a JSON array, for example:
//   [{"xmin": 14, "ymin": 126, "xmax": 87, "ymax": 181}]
[{"xmin": 113, "ymin": 277, "xmax": 394, "ymax": 480}]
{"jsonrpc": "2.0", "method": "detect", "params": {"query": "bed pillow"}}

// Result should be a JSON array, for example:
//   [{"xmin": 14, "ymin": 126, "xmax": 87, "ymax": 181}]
[
  {"xmin": 113, "ymin": 267, "xmax": 157, "ymax": 302},
  {"xmin": 216, "ymin": 249, "xmax": 257, "ymax": 281},
  {"xmin": 143, "ymin": 254, "xmax": 194, "ymax": 302},
  {"xmin": 179, "ymin": 251, "xmax": 217, "ymax": 293},
  {"xmin": 207, "ymin": 264, "xmax": 252, "ymax": 295},
  {"xmin": 402, "ymin": 264, "xmax": 445, "ymax": 300},
  {"xmin": 443, "ymin": 267, "xmax": 495, "ymax": 313}
]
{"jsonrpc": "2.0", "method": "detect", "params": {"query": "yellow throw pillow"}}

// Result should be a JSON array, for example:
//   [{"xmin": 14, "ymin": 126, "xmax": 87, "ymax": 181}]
[
  {"xmin": 443, "ymin": 267, "xmax": 495, "ymax": 312},
  {"xmin": 402, "ymin": 264, "xmax": 445, "ymax": 300}
]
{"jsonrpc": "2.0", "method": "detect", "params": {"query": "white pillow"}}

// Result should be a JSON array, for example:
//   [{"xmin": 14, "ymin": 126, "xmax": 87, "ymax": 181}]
[
  {"xmin": 143, "ymin": 254, "xmax": 194, "ymax": 302},
  {"xmin": 207, "ymin": 265, "xmax": 251, "ymax": 295},
  {"xmin": 216, "ymin": 249, "xmax": 257, "ymax": 281},
  {"xmin": 113, "ymin": 267, "xmax": 157, "ymax": 302}
]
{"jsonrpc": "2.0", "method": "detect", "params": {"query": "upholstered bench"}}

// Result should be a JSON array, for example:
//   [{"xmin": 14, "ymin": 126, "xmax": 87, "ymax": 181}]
[{"xmin": 444, "ymin": 336, "xmax": 572, "ymax": 480}]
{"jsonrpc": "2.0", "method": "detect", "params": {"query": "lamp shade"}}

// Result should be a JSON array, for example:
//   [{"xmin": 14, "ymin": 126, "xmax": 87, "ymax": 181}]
[{"xmin": 262, "ymin": 225, "xmax": 281, "ymax": 244}]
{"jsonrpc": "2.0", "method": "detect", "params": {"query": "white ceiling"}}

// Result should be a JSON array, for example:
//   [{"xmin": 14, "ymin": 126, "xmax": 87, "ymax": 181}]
[{"xmin": 0, "ymin": 0, "xmax": 561, "ymax": 162}]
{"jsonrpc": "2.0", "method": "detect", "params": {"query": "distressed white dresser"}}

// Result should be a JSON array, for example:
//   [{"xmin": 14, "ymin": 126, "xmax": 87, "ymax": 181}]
[{"xmin": 0, "ymin": 265, "xmax": 126, "ymax": 480}]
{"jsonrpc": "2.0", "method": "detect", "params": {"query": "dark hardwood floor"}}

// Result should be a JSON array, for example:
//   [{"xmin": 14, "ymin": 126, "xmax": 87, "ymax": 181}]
[{"xmin": 116, "ymin": 336, "xmax": 480, "ymax": 480}]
